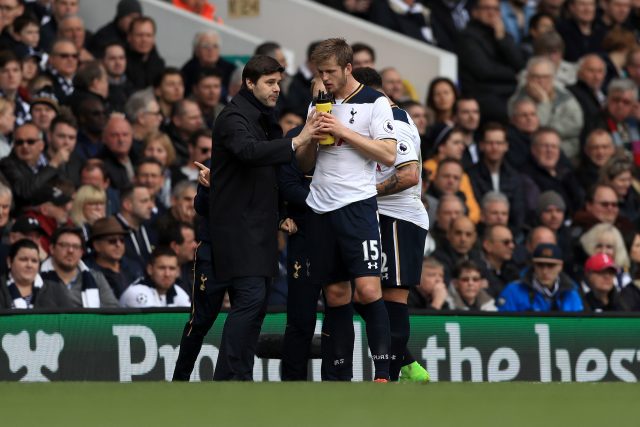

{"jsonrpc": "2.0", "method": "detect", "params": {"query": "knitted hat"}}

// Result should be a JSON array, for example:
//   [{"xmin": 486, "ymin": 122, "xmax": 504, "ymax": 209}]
[
  {"xmin": 117, "ymin": 0, "xmax": 143, "ymax": 20},
  {"xmin": 536, "ymin": 191, "xmax": 566, "ymax": 217}
]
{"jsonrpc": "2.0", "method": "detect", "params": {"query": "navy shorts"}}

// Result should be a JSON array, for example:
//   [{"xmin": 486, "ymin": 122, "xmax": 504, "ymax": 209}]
[
  {"xmin": 307, "ymin": 196, "xmax": 381, "ymax": 286},
  {"xmin": 379, "ymin": 215, "xmax": 428, "ymax": 288}
]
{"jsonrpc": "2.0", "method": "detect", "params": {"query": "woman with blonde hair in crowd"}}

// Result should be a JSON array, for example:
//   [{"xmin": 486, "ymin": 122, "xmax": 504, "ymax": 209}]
[
  {"xmin": 0, "ymin": 97, "xmax": 15, "ymax": 159},
  {"xmin": 143, "ymin": 130, "xmax": 176, "ymax": 208},
  {"xmin": 70, "ymin": 185, "xmax": 107, "ymax": 244},
  {"xmin": 579, "ymin": 222, "xmax": 631, "ymax": 289}
]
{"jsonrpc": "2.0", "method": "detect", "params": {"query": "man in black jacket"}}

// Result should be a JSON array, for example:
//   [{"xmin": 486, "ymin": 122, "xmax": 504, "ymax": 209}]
[
  {"xmin": 125, "ymin": 16, "xmax": 165, "ymax": 90},
  {"xmin": 207, "ymin": 55, "xmax": 318, "ymax": 381},
  {"xmin": 457, "ymin": 0, "xmax": 525, "ymax": 122}
]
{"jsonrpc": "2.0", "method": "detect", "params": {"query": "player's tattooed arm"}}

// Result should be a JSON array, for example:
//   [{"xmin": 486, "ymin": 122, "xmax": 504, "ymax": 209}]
[{"xmin": 376, "ymin": 162, "xmax": 419, "ymax": 196}]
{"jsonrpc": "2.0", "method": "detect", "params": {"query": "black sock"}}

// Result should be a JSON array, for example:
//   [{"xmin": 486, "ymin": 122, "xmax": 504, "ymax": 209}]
[
  {"xmin": 384, "ymin": 301, "xmax": 410, "ymax": 381},
  {"xmin": 356, "ymin": 299, "xmax": 391, "ymax": 380},
  {"xmin": 403, "ymin": 347, "xmax": 416, "ymax": 366},
  {"xmin": 322, "ymin": 304, "xmax": 354, "ymax": 381}
]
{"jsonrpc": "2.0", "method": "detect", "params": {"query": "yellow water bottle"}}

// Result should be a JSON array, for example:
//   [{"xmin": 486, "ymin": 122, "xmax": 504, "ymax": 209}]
[{"xmin": 315, "ymin": 90, "xmax": 334, "ymax": 146}]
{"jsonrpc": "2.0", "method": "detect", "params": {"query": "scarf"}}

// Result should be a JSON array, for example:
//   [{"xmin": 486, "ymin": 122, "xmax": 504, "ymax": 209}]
[
  {"xmin": 40, "ymin": 258, "xmax": 100, "ymax": 308},
  {"xmin": 7, "ymin": 273, "xmax": 44, "ymax": 309},
  {"xmin": 48, "ymin": 67, "xmax": 74, "ymax": 96},
  {"xmin": 238, "ymin": 88, "xmax": 283, "ymax": 140}
]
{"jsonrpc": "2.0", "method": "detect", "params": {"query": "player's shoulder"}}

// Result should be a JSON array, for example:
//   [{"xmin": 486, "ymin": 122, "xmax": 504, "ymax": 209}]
[
  {"xmin": 392, "ymin": 106, "xmax": 410, "ymax": 124},
  {"xmin": 348, "ymin": 85, "xmax": 387, "ymax": 104}
]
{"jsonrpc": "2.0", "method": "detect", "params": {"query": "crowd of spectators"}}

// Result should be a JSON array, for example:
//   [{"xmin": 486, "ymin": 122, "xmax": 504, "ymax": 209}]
[{"xmin": 0, "ymin": 0, "xmax": 639, "ymax": 313}]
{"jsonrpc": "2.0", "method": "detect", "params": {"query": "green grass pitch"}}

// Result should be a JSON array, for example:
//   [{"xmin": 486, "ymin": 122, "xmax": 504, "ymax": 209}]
[{"xmin": 2, "ymin": 382, "xmax": 637, "ymax": 427}]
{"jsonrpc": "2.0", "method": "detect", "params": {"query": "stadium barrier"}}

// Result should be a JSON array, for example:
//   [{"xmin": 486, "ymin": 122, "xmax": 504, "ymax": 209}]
[{"xmin": 1, "ymin": 310, "xmax": 639, "ymax": 382}]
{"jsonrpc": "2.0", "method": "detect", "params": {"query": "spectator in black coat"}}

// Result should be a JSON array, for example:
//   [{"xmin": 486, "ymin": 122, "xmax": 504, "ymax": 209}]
[
  {"xmin": 73, "ymin": 93, "xmax": 108, "ymax": 160},
  {"xmin": 181, "ymin": 31, "xmax": 236, "ymax": 99},
  {"xmin": 432, "ymin": 216, "xmax": 483, "ymax": 284},
  {"xmin": 556, "ymin": 0, "xmax": 607, "ymax": 62},
  {"xmin": 522, "ymin": 127, "xmax": 585, "ymax": 217},
  {"xmin": 536, "ymin": 190, "xmax": 575, "ymax": 277},
  {"xmin": 430, "ymin": 0, "xmax": 471, "ymax": 53},
  {"xmin": 468, "ymin": 122, "xmax": 526, "ymax": 232},
  {"xmin": 0, "ymin": 123, "xmax": 66, "ymax": 211},
  {"xmin": 456, "ymin": 0, "xmax": 525, "ymax": 122},
  {"xmin": 164, "ymin": 99, "xmax": 205, "ymax": 166},
  {"xmin": 47, "ymin": 115, "xmax": 83, "ymax": 187},
  {"xmin": 284, "ymin": 40, "xmax": 320, "ymax": 118},
  {"xmin": 88, "ymin": 0, "xmax": 143, "ymax": 57},
  {"xmin": 99, "ymin": 114, "xmax": 137, "ymax": 192},
  {"xmin": 102, "ymin": 42, "xmax": 135, "ymax": 112},
  {"xmin": 480, "ymin": 224, "xmax": 520, "ymax": 297},
  {"xmin": 125, "ymin": 16, "xmax": 165, "ymax": 90},
  {"xmin": 576, "ymin": 129, "xmax": 616, "ymax": 190},
  {"xmin": 567, "ymin": 54, "xmax": 607, "ymax": 126},
  {"xmin": 40, "ymin": 0, "xmax": 80, "ymax": 52},
  {"xmin": 505, "ymin": 98, "xmax": 539, "ymax": 169},
  {"xmin": 45, "ymin": 38, "xmax": 79, "ymax": 104}
]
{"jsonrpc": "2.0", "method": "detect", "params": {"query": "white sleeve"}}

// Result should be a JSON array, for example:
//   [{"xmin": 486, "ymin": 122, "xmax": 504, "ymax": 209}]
[
  {"xmin": 119, "ymin": 285, "xmax": 154, "ymax": 308},
  {"xmin": 393, "ymin": 120, "xmax": 419, "ymax": 167},
  {"xmin": 171, "ymin": 286, "xmax": 192, "ymax": 307},
  {"xmin": 369, "ymin": 97, "xmax": 396, "ymax": 141}
]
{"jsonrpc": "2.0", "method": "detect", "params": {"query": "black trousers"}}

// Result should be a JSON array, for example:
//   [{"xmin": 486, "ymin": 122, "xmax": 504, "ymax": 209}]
[
  {"xmin": 213, "ymin": 276, "xmax": 270, "ymax": 381},
  {"xmin": 173, "ymin": 243, "xmax": 225, "ymax": 381},
  {"xmin": 281, "ymin": 232, "xmax": 323, "ymax": 380}
]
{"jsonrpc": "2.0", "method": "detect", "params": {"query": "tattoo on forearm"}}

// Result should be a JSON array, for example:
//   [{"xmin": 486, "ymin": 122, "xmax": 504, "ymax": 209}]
[
  {"xmin": 377, "ymin": 175, "xmax": 399, "ymax": 196},
  {"xmin": 377, "ymin": 163, "xmax": 419, "ymax": 196}
]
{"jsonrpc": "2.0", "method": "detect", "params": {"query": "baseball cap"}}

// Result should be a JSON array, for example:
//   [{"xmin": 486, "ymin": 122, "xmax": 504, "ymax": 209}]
[
  {"xmin": 585, "ymin": 253, "xmax": 617, "ymax": 273},
  {"xmin": 32, "ymin": 185, "xmax": 73, "ymax": 207},
  {"xmin": 11, "ymin": 216, "xmax": 45, "ymax": 234},
  {"xmin": 532, "ymin": 243, "xmax": 563, "ymax": 264}
]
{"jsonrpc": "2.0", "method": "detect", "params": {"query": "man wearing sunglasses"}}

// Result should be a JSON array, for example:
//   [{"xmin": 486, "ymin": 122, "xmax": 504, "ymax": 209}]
[
  {"xmin": 46, "ymin": 38, "xmax": 79, "ymax": 103},
  {"xmin": 87, "ymin": 216, "xmax": 143, "ymax": 298},
  {"xmin": 0, "ymin": 122, "xmax": 66, "ymax": 211},
  {"xmin": 497, "ymin": 243, "xmax": 583, "ymax": 312}
]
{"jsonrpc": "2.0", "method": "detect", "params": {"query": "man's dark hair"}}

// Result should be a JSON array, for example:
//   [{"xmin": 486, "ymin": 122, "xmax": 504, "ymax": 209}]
[
  {"xmin": 135, "ymin": 156, "xmax": 164, "ymax": 174},
  {"xmin": 0, "ymin": 50, "xmax": 20, "ymax": 68},
  {"xmin": 81, "ymin": 159, "xmax": 108, "ymax": 181},
  {"xmin": 149, "ymin": 246, "xmax": 178, "ymax": 265},
  {"xmin": 9, "ymin": 239, "xmax": 39, "ymax": 262},
  {"xmin": 158, "ymin": 222, "xmax": 194, "ymax": 246},
  {"xmin": 586, "ymin": 183, "xmax": 617, "ymax": 203},
  {"xmin": 100, "ymin": 41, "xmax": 127, "ymax": 59},
  {"xmin": 453, "ymin": 259, "xmax": 482, "ymax": 279},
  {"xmin": 129, "ymin": 16, "xmax": 156, "ymax": 34},
  {"xmin": 398, "ymin": 100, "xmax": 423, "ymax": 110},
  {"xmin": 120, "ymin": 184, "xmax": 147, "ymax": 204},
  {"xmin": 188, "ymin": 128, "xmax": 212, "ymax": 146},
  {"xmin": 480, "ymin": 122, "xmax": 506, "ymax": 141},
  {"xmin": 528, "ymin": 12, "xmax": 554, "ymax": 34},
  {"xmin": 241, "ymin": 55, "xmax": 284, "ymax": 89},
  {"xmin": 254, "ymin": 41, "xmax": 281, "ymax": 57},
  {"xmin": 436, "ymin": 157, "xmax": 464, "ymax": 171},
  {"xmin": 50, "ymin": 226, "xmax": 85, "ymax": 249},
  {"xmin": 351, "ymin": 42, "xmax": 375, "ymax": 62},
  {"xmin": 306, "ymin": 41, "xmax": 322, "ymax": 61},
  {"xmin": 153, "ymin": 66, "xmax": 182, "ymax": 89},
  {"xmin": 50, "ymin": 113, "xmax": 78, "ymax": 133},
  {"xmin": 13, "ymin": 13, "xmax": 39, "ymax": 34},
  {"xmin": 351, "ymin": 67, "xmax": 382, "ymax": 90},
  {"xmin": 195, "ymin": 67, "xmax": 223, "ymax": 86}
]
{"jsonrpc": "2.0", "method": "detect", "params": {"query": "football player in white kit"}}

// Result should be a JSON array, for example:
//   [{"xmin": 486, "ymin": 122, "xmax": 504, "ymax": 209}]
[
  {"xmin": 351, "ymin": 67, "xmax": 430, "ymax": 382},
  {"xmin": 306, "ymin": 39, "xmax": 397, "ymax": 381}
]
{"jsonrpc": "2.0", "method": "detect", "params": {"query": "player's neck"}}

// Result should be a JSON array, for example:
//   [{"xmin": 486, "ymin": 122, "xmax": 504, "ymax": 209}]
[{"xmin": 334, "ymin": 76, "xmax": 360, "ymax": 100}]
